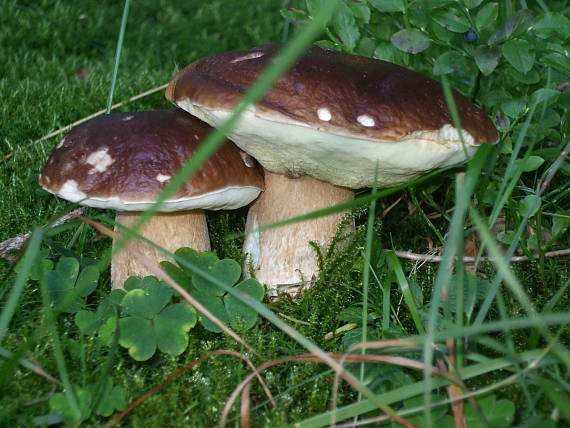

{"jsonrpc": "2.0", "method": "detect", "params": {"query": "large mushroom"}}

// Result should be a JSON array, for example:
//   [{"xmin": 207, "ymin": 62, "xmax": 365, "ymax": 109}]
[
  {"xmin": 39, "ymin": 109, "xmax": 264, "ymax": 289},
  {"xmin": 166, "ymin": 44, "xmax": 498, "ymax": 296}
]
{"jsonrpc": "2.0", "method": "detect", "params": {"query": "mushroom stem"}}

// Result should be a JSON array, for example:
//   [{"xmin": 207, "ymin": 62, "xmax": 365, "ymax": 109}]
[
  {"xmin": 244, "ymin": 171, "xmax": 354, "ymax": 296},
  {"xmin": 111, "ymin": 211, "xmax": 210, "ymax": 289}
]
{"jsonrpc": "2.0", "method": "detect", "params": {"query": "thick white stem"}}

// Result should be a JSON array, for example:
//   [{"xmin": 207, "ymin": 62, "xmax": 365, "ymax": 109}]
[
  {"xmin": 111, "ymin": 211, "xmax": 210, "ymax": 289},
  {"xmin": 244, "ymin": 172, "xmax": 354, "ymax": 297}
]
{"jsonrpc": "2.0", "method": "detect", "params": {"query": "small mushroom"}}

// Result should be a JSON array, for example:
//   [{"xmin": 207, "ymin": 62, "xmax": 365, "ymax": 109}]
[
  {"xmin": 166, "ymin": 44, "xmax": 498, "ymax": 296},
  {"xmin": 39, "ymin": 109, "xmax": 264, "ymax": 289}
]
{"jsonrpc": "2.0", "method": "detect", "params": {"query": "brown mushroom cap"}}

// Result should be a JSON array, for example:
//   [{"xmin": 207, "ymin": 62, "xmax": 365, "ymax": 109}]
[
  {"xmin": 166, "ymin": 44, "xmax": 499, "ymax": 188},
  {"xmin": 39, "ymin": 109, "xmax": 264, "ymax": 211}
]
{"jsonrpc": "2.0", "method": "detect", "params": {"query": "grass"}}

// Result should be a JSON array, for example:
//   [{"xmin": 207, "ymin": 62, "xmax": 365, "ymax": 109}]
[{"xmin": 1, "ymin": 0, "xmax": 570, "ymax": 427}]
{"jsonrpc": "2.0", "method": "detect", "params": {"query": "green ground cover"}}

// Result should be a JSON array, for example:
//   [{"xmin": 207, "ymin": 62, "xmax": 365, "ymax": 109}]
[{"xmin": 1, "ymin": 0, "xmax": 569, "ymax": 427}]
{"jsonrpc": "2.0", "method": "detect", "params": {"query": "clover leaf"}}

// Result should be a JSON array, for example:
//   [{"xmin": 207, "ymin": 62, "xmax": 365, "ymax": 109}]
[
  {"xmin": 49, "ymin": 378, "xmax": 127, "ymax": 422},
  {"xmin": 161, "ymin": 249, "xmax": 265, "ymax": 333},
  {"xmin": 154, "ymin": 303, "xmax": 197, "ymax": 355},
  {"xmin": 114, "ymin": 276, "xmax": 197, "ymax": 361},
  {"xmin": 43, "ymin": 256, "xmax": 99, "ymax": 313}
]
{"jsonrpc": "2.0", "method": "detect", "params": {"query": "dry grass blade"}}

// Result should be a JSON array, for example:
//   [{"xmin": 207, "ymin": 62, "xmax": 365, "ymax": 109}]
[
  {"xmin": 220, "ymin": 352, "xmax": 462, "ymax": 428},
  {"xmin": 0, "ymin": 208, "xmax": 85, "ymax": 261},
  {"xmin": 101, "ymin": 349, "xmax": 270, "ymax": 428},
  {"xmin": 2, "ymin": 84, "xmax": 168, "ymax": 161},
  {"xmin": 79, "ymin": 216, "xmax": 260, "ymax": 357},
  {"xmin": 240, "ymin": 382, "xmax": 252, "ymax": 428}
]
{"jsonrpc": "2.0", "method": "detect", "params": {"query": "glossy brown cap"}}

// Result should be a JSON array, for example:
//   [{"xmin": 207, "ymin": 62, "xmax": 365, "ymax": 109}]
[
  {"xmin": 166, "ymin": 44, "xmax": 498, "ymax": 144},
  {"xmin": 39, "ymin": 109, "xmax": 264, "ymax": 211}
]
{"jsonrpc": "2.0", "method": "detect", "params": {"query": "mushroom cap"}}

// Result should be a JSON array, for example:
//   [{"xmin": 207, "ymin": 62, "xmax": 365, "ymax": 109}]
[
  {"xmin": 166, "ymin": 44, "xmax": 499, "ymax": 188},
  {"xmin": 39, "ymin": 109, "xmax": 264, "ymax": 211}
]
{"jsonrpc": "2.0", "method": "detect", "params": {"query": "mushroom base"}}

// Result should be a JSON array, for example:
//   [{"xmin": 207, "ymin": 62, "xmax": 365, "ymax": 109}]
[
  {"xmin": 111, "ymin": 211, "xmax": 210, "ymax": 289},
  {"xmin": 243, "ymin": 172, "xmax": 354, "ymax": 297}
]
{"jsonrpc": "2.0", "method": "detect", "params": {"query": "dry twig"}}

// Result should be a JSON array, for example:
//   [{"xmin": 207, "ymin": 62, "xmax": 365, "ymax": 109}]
[{"xmin": 0, "ymin": 208, "xmax": 85, "ymax": 261}]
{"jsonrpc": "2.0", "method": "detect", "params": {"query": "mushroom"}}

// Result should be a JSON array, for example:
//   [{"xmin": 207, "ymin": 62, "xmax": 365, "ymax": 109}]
[
  {"xmin": 166, "ymin": 44, "xmax": 498, "ymax": 296},
  {"xmin": 39, "ymin": 109, "xmax": 264, "ymax": 289}
]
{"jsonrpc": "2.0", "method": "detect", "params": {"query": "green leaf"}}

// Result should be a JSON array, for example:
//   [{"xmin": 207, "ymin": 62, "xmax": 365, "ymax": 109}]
[
  {"xmin": 224, "ymin": 279, "xmax": 265, "ymax": 329},
  {"xmin": 433, "ymin": 51, "xmax": 468, "ymax": 75},
  {"xmin": 44, "ymin": 257, "xmax": 79, "ymax": 306},
  {"xmin": 49, "ymin": 385, "xmax": 92, "ymax": 423},
  {"xmin": 333, "ymin": 3, "xmax": 360, "ymax": 51},
  {"xmin": 74, "ymin": 310, "xmax": 102, "ymax": 335},
  {"xmin": 464, "ymin": 0, "xmax": 483, "ymax": 8},
  {"xmin": 175, "ymin": 248, "xmax": 219, "ymax": 276},
  {"xmin": 500, "ymin": 98, "xmax": 527, "ymax": 118},
  {"xmin": 552, "ymin": 212, "xmax": 570, "ymax": 237},
  {"xmin": 280, "ymin": 8, "xmax": 308, "ymax": 22},
  {"xmin": 160, "ymin": 260, "xmax": 192, "ymax": 291},
  {"xmin": 15, "ymin": 248, "xmax": 53, "ymax": 281},
  {"xmin": 193, "ymin": 290, "xmax": 230, "ymax": 333},
  {"xmin": 466, "ymin": 394, "xmax": 515, "ymax": 427},
  {"xmin": 473, "ymin": 46, "xmax": 501, "ymax": 75},
  {"xmin": 347, "ymin": 1, "xmax": 370, "ymax": 23},
  {"xmin": 97, "ymin": 316, "xmax": 118, "ymax": 347},
  {"xmin": 193, "ymin": 259, "xmax": 241, "ymax": 297},
  {"xmin": 74, "ymin": 265, "xmax": 99, "ymax": 298},
  {"xmin": 488, "ymin": 10, "xmax": 534, "ymax": 45},
  {"xmin": 533, "ymin": 12, "xmax": 570, "ymax": 40},
  {"xmin": 118, "ymin": 317, "xmax": 156, "ymax": 361},
  {"xmin": 121, "ymin": 278, "xmax": 172, "ymax": 318},
  {"xmin": 368, "ymin": 0, "xmax": 404, "ymax": 13},
  {"xmin": 519, "ymin": 194, "xmax": 542, "ymax": 218},
  {"xmin": 475, "ymin": 2, "xmax": 498, "ymax": 30},
  {"xmin": 154, "ymin": 303, "xmax": 197, "ymax": 355},
  {"xmin": 433, "ymin": 10, "xmax": 471, "ymax": 33},
  {"xmin": 531, "ymin": 88, "xmax": 561, "ymax": 105},
  {"xmin": 93, "ymin": 378, "xmax": 127, "ymax": 417},
  {"xmin": 540, "ymin": 53, "xmax": 570, "ymax": 74},
  {"xmin": 391, "ymin": 29, "xmax": 430, "ymax": 54},
  {"xmin": 502, "ymin": 39, "xmax": 535, "ymax": 74}
]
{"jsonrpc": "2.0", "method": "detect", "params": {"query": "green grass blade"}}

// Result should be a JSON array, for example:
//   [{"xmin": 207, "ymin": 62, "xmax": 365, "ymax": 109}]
[
  {"xmin": 422, "ymin": 145, "xmax": 493, "ymax": 425},
  {"xmin": 292, "ymin": 349, "xmax": 543, "ymax": 428},
  {"xmin": 0, "ymin": 228, "xmax": 43, "ymax": 346},
  {"xmin": 39, "ymin": 258, "xmax": 81, "ymax": 422},
  {"xmin": 358, "ymin": 170, "xmax": 378, "ymax": 401},
  {"xmin": 387, "ymin": 252, "xmax": 425, "ymax": 335},
  {"xmin": 105, "ymin": 0, "xmax": 131, "ymax": 114}
]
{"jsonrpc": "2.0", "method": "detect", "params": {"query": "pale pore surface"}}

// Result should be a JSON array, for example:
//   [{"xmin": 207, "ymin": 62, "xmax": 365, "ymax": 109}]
[
  {"xmin": 243, "ymin": 172, "xmax": 354, "ymax": 296},
  {"xmin": 45, "ymin": 183, "xmax": 261, "ymax": 212},
  {"xmin": 111, "ymin": 211, "xmax": 210, "ymax": 289},
  {"xmin": 177, "ymin": 99, "xmax": 478, "ymax": 189}
]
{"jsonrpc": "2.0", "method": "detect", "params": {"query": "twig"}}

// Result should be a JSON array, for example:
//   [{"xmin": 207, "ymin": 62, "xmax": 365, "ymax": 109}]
[
  {"xmin": 2, "ymin": 84, "xmax": 168, "ymax": 161},
  {"xmin": 0, "ymin": 208, "xmax": 85, "ymax": 261},
  {"xmin": 390, "ymin": 248, "xmax": 570, "ymax": 264}
]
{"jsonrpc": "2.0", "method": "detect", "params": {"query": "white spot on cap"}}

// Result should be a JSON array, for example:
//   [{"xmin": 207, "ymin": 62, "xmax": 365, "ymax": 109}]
[
  {"xmin": 44, "ymin": 176, "xmax": 51, "ymax": 184},
  {"xmin": 240, "ymin": 151, "xmax": 255, "ymax": 168},
  {"xmin": 122, "ymin": 115, "xmax": 134, "ymax": 121},
  {"xmin": 317, "ymin": 108, "xmax": 332, "ymax": 122},
  {"xmin": 86, "ymin": 148, "xmax": 114, "ymax": 174},
  {"xmin": 438, "ymin": 124, "xmax": 475, "ymax": 146},
  {"xmin": 230, "ymin": 52, "xmax": 264, "ymax": 63},
  {"xmin": 58, "ymin": 180, "xmax": 87, "ymax": 202},
  {"xmin": 156, "ymin": 174, "xmax": 171, "ymax": 183},
  {"xmin": 56, "ymin": 139, "xmax": 65, "ymax": 149},
  {"xmin": 193, "ymin": 134, "xmax": 199, "ymax": 140},
  {"xmin": 357, "ymin": 115, "xmax": 375, "ymax": 127}
]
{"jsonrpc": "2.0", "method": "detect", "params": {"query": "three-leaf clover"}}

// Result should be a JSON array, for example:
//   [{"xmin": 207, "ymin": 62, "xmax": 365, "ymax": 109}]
[
  {"xmin": 118, "ymin": 276, "xmax": 197, "ymax": 361},
  {"xmin": 161, "ymin": 248, "xmax": 265, "ymax": 333},
  {"xmin": 43, "ymin": 257, "xmax": 99, "ymax": 313}
]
